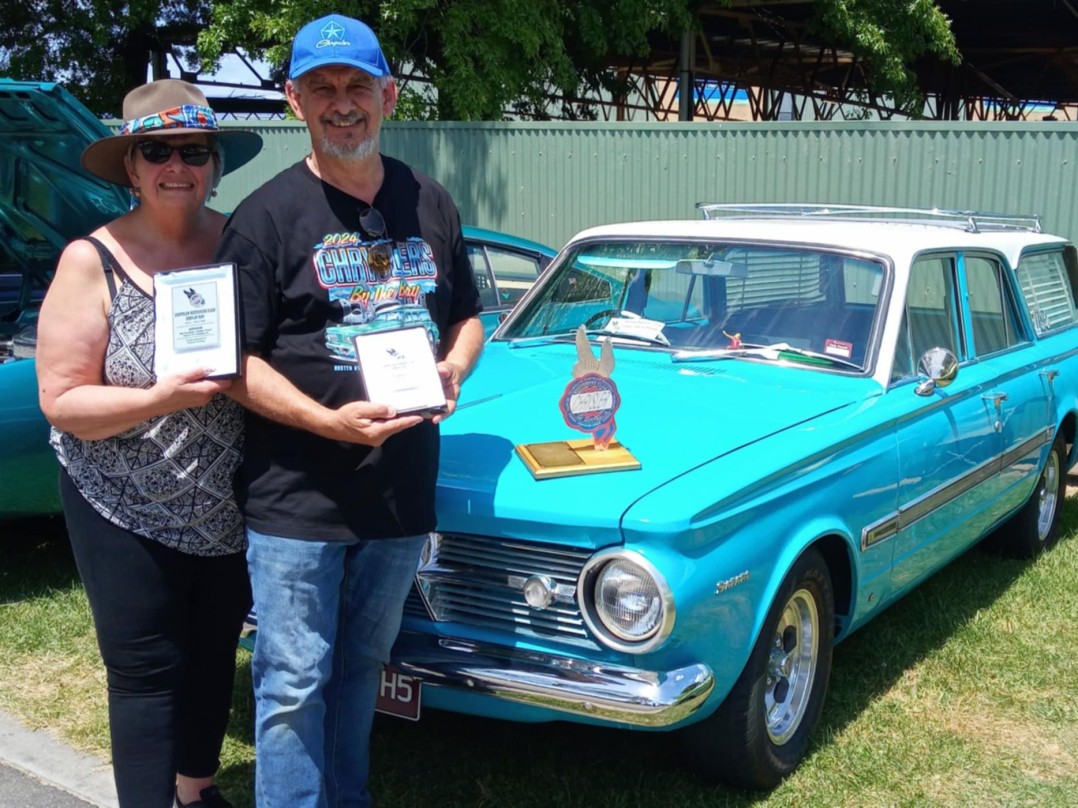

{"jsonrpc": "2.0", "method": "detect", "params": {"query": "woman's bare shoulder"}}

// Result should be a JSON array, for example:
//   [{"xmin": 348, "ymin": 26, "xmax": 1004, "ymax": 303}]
[{"xmin": 58, "ymin": 234, "xmax": 107, "ymax": 272}]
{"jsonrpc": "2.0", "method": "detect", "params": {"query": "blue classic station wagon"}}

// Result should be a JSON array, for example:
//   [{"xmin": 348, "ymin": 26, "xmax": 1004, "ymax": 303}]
[{"xmin": 382, "ymin": 205, "xmax": 1078, "ymax": 788}]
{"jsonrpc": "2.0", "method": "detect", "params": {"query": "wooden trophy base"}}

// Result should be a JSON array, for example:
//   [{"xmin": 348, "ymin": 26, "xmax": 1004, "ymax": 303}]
[{"xmin": 515, "ymin": 438, "xmax": 641, "ymax": 480}]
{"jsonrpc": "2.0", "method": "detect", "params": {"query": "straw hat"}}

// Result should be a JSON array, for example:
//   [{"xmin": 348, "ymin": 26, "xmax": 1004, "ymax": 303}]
[{"xmin": 80, "ymin": 79, "xmax": 263, "ymax": 187}]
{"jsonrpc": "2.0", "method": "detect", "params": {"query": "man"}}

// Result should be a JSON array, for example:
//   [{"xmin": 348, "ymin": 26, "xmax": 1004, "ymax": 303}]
[{"xmin": 215, "ymin": 13, "xmax": 484, "ymax": 807}]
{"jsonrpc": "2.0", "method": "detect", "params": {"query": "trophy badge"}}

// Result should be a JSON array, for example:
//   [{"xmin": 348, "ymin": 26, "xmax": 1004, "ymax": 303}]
[{"xmin": 515, "ymin": 326, "xmax": 641, "ymax": 479}]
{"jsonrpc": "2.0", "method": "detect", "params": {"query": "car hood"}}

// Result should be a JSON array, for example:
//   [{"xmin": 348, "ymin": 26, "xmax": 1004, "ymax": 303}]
[
  {"xmin": 436, "ymin": 342, "xmax": 879, "ymax": 547},
  {"xmin": 0, "ymin": 80, "xmax": 129, "ymax": 319}
]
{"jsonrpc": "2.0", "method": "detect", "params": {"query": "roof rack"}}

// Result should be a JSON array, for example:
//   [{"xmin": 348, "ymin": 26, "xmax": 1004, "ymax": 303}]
[{"xmin": 695, "ymin": 203, "xmax": 1042, "ymax": 234}]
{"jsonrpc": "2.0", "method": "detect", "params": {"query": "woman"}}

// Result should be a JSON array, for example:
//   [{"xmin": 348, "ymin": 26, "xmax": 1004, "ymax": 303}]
[{"xmin": 36, "ymin": 80, "xmax": 263, "ymax": 808}]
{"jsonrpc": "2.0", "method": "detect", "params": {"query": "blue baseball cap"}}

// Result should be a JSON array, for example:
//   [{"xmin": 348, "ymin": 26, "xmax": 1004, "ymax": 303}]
[{"xmin": 289, "ymin": 14, "xmax": 391, "ymax": 80}]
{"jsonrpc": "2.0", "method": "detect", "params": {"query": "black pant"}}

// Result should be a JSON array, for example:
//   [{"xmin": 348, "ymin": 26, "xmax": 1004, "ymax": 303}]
[{"xmin": 60, "ymin": 471, "xmax": 251, "ymax": 808}]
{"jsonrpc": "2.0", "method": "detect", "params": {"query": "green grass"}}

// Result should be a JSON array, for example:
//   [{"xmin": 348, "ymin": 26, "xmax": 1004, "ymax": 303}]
[{"xmin": 2, "ymin": 507, "xmax": 1077, "ymax": 807}]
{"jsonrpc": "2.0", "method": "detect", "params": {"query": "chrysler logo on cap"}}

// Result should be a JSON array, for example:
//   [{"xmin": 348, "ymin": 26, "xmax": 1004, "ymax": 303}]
[{"xmin": 318, "ymin": 20, "xmax": 349, "ymax": 48}]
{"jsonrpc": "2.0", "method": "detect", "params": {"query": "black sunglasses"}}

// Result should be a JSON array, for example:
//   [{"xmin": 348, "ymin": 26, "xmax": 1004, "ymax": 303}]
[
  {"xmin": 136, "ymin": 140, "xmax": 215, "ymax": 166},
  {"xmin": 359, "ymin": 206, "xmax": 387, "ymax": 239}
]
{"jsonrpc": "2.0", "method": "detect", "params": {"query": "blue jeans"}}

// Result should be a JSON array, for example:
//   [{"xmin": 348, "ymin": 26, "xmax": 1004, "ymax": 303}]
[{"xmin": 246, "ymin": 529, "xmax": 427, "ymax": 808}]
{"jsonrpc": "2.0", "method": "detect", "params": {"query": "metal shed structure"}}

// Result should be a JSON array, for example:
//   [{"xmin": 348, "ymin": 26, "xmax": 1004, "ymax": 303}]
[{"xmin": 213, "ymin": 119, "xmax": 1078, "ymax": 249}]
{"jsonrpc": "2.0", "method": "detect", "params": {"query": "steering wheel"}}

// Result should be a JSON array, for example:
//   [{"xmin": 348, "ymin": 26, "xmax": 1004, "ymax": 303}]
[{"xmin": 583, "ymin": 309, "xmax": 625, "ymax": 329}]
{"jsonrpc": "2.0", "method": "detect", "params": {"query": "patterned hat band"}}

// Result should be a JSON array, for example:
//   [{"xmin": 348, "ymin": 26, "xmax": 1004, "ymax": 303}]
[{"xmin": 119, "ymin": 104, "xmax": 220, "ymax": 136}]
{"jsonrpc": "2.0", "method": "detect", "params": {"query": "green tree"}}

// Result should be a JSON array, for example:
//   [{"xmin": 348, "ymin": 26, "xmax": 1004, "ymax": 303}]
[
  {"xmin": 0, "ymin": 0, "xmax": 212, "ymax": 115},
  {"xmin": 814, "ymin": 0, "xmax": 959, "ymax": 113},
  {"xmin": 0, "ymin": 1, "xmax": 958, "ymax": 118},
  {"xmin": 199, "ymin": 0, "xmax": 958, "ymax": 119}
]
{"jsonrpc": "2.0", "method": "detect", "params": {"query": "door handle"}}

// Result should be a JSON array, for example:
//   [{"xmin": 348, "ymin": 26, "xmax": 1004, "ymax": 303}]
[
  {"xmin": 1040, "ymin": 369, "xmax": 1060, "ymax": 384},
  {"xmin": 981, "ymin": 392, "xmax": 1008, "ymax": 431}
]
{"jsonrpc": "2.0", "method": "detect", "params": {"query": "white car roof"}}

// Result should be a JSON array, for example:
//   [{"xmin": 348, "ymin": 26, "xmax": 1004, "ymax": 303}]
[{"xmin": 569, "ymin": 218, "xmax": 1069, "ymax": 268}]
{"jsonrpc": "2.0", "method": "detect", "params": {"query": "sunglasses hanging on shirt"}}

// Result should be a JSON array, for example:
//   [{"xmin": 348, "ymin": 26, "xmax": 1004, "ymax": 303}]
[
  {"xmin": 358, "ymin": 206, "xmax": 392, "ymax": 278},
  {"xmin": 359, "ymin": 206, "xmax": 387, "ymax": 239}
]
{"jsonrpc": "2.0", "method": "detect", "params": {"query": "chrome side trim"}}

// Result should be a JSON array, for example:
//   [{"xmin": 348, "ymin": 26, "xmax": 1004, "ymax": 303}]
[
  {"xmin": 901, "ymin": 455, "xmax": 1002, "ymax": 527},
  {"xmin": 1001, "ymin": 430, "xmax": 1050, "ymax": 473},
  {"xmin": 391, "ymin": 632, "xmax": 714, "ymax": 728},
  {"xmin": 862, "ymin": 515, "xmax": 900, "ymax": 549},
  {"xmin": 861, "ymin": 431, "xmax": 1049, "ymax": 551}
]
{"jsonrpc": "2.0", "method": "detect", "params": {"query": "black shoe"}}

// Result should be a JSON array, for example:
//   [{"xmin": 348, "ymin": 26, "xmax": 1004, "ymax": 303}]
[{"xmin": 175, "ymin": 785, "xmax": 233, "ymax": 808}]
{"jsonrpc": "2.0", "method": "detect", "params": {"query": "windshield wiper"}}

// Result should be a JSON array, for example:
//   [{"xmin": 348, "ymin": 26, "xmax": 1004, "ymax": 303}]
[
  {"xmin": 672, "ymin": 345, "xmax": 784, "ymax": 363},
  {"xmin": 672, "ymin": 342, "xmax": 862, "ymax": 371},
  {"xmin": 505, "ymin": 333, "xmax": 577, "ymax": 348},
  {"xmin": 772, "ymin": 345, "xmax": 863, "ymax": 371},
  {"xmin": 507, "ymin": 329, "xmax": 670, "ymax": 348},
  {"xmin": 585, "ymin": 328, "xmax": 670, "ymax": 347}
]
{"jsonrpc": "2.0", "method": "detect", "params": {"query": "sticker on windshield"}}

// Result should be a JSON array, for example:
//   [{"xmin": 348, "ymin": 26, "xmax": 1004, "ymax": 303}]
[
  {"xmin": 605, "ymin": 315, "xmax": 667, "ymax": 342},
  {"xmin": 824, "ymin": 339, "xmax": 853, "ymax": 359}
]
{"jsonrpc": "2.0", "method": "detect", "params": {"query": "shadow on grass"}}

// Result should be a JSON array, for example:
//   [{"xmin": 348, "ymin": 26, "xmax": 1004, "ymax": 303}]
[
  {"xmin": 0, "ymin": 515, "xmax": 79, "ymax": 604},
  {"xmin": 291, "ymin": 508, "xmax": 1072, "ymax": 808},
  {"xmin": 24, "ymin": 500, "xmax": 1067, "ymax": 808}
]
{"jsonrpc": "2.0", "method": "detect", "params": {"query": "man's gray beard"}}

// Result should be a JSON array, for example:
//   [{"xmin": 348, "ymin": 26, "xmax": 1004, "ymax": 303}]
[{"xmin": 320, "ymin": 131, "xmax": 379, "ymax": 161}]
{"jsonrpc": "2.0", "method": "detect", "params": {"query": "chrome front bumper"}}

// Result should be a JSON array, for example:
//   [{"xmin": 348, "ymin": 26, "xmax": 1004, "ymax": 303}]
[{"xmin": 391, "ymin": 632, "xmax": 715, "ymax": 727}]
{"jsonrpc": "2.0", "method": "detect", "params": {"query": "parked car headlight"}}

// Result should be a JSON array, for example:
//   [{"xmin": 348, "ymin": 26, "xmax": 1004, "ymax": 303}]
[{"xmin": 579, "ymin": 550, "xmax": 674, "ymax": 653}]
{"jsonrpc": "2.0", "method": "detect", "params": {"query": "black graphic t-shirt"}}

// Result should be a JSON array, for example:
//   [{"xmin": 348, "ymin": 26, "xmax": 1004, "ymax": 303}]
[{"xmin": 216, "ymin": 156, "xmax": 482, "ymax": 541}]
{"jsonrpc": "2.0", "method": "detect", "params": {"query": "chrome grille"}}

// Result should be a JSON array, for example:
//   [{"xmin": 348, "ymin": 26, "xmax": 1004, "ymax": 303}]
[{"xmin": 404, "ymin": 533, "xmax": 594, "ymax": 641}]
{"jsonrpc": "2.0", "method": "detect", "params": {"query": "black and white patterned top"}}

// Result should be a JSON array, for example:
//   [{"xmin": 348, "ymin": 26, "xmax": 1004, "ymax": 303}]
[{"xmin": 51, "ymin": 271, "xmax": 245, "ymax": 557}]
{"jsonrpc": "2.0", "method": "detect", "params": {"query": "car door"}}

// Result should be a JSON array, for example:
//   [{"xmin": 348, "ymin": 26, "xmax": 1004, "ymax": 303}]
[
  {"xmin": 468, "ymin": 242, "xmax": 545, "ymax": 336},
  {"xmin": 889, "ymin": 253, "xmax": 1009, "ymax": 592},
  {"xmin": 958, "ymin": 251, "xmax": 1050, "ymax": 514}
]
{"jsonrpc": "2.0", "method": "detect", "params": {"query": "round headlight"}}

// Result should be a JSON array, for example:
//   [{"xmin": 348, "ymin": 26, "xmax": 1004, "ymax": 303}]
[{"xmin": 594, "ymin": 557, "xmax": 664, "ymax": 642}]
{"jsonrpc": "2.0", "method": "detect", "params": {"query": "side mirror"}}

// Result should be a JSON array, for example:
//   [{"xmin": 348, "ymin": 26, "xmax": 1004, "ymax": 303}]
[{"xmin": 915, "ymin": 347, "xmax": 958, "ymax": 396}]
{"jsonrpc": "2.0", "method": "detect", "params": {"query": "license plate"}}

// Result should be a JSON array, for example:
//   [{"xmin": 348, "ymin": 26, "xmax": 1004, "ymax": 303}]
[{"xmin": 376, "ymin": 665, "xmax": 421, "ymax": 721}]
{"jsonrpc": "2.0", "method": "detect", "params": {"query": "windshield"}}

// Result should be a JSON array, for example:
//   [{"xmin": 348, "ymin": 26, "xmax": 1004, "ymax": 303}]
[{"xmin": 498, "ymin": 240, "xmax": 886, "ymax": 371}]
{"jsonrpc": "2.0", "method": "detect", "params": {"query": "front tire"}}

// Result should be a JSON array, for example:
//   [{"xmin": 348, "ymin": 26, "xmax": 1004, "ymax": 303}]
[
  {"xmin": 681, "ymin": 549, "xmax": 835, "ymax": 790},
  {"xmin": 990, "ymin": 433, "xmax": 1067, "ymax": 559}
]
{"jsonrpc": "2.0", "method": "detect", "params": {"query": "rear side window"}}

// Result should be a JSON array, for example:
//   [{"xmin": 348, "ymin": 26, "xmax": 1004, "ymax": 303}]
[
  {"xmin": 1015, "ymin": 248, "xmax": 1078, "ymax": 335},
  {"xmin": 964, "ymin": 255, "xmax": 1024, "ymax": 355},
  {"xmin": 723, "ymin": 249, "xmax": 824, "ymax": 309}
]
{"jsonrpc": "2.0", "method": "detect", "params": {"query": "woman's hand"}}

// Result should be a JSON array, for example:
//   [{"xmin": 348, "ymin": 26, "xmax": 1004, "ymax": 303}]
[{"xmin": 150, "ymin": 367, "xmax": 233, "ymax": 413}]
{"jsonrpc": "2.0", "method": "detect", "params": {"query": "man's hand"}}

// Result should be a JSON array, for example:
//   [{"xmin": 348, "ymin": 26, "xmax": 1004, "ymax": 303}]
[
  {"xmin": 432, "ymin": 360, "xmax": 465, "ymax": 424},
  {"xmin": 327, "ymin": 400, "xmax": 424, "ymax": 445}
]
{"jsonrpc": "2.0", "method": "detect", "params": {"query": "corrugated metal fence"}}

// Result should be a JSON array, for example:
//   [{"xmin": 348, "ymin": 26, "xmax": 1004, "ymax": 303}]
[{"xmin": 212, "ymin": 120, "xmax": 1078, "ymax": 248}]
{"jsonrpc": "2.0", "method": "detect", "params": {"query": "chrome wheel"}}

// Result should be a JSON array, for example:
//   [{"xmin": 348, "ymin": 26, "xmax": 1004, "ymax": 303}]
[
  {"xmin": 1036, "ymin": 448, "xmax": 1061, "ymax": 542},
  {"xmin": 680, "ymin": 549, "xmax": 834, "ymax": 788},
  {"xmin": 989, "ymin": 433, "xmax": 1067, "ymax": 560},
  {"xmin": 765, "ymin": 587, "xmax": 819, "ymax": 745}
]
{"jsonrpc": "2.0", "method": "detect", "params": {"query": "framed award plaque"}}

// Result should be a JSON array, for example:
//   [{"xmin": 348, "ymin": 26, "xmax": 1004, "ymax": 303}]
[
  {"xmin": 352, "ymin": 326, "xmax": 448, "ymax": 417},
  {"xmin": 152, "ymin": 262, "xmax": 240, "ymax": 379}
]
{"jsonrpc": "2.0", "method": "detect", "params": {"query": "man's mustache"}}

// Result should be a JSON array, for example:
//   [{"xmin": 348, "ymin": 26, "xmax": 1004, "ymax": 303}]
[{"xmin": 323, "ymin": 112, "xmax": 366, "ymax": 126}]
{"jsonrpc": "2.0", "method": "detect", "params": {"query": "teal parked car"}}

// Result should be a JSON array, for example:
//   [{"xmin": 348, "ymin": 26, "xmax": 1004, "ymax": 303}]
[
  {"xmin": 0, "ymin": 80, "xmax": 128, "ymax": 518},
  {"xmin": 384, "ymin": 205, "xmax": 1078, "ymax": 789}
]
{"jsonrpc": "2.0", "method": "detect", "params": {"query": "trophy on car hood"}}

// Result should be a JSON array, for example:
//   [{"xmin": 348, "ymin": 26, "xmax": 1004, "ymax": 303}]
[
  {"xmin": 515, "ymin": 326, "xmax": 641, "ymax": 479},
  {"xmin": 563, "ymin": 326, "xmax": 619, "ymax": 449}
]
